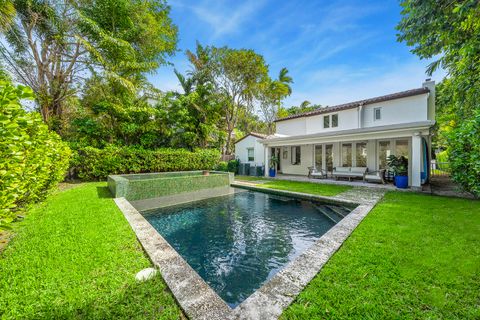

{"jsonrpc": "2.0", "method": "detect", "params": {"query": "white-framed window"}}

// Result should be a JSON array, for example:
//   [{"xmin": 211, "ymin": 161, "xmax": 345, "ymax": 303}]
[
  {"xmin": 323, "ymin": 115, "xmax": 330, "ymax": 128},
  {"xmin": 323, "ymin": 114, "xmax": 338, "ymax": 128},
  {"xmin": 247, "ymin": 148, "xmax": 254, "ymax": 162},
  {"xmin": 374, "ymin": 107, "xmax": 382, "ymax": 121},
  {"xmin": 291, "ymin": 146, "xmax": 301, "ymax": 165},
  {"xmin": 332, "ymin": 114, "xmax": 338, "ymax": 127}
]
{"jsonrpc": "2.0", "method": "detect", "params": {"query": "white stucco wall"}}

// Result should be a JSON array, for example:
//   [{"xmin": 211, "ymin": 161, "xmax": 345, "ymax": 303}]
[
  {"xmin": 234, "ymin": 135, "xmax": 265, "ymax": 166},
  {"xmin": 279, "ymin": 144, "xmax": 313, "ymax": 175},
  {"xmin": 362, "ymin": 94, "xmax": 428, "ymax": 128},
  {"xmin": 275, "ymin": 93, "xmax": 429, "ymax": 135},
  {"xmin": 276, "ymin": 118, "xmax": 306, "ymax": 136},
  {"xmin": 305, "ymin": 108, "xmax": 359, "ymax": 134}
]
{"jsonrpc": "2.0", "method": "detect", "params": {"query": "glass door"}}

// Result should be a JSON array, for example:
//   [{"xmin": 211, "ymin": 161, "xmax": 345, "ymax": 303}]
[
  {"xmin": 314, "ymin": 145, "xmax": 322, "ymax": 169},
  {"xmin": 325, "ymin": 144, "xmax": 333, "ymax": 172}
]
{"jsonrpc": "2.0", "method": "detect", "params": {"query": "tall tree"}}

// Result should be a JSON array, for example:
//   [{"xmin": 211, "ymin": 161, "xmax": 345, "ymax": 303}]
[
  {"xmin": 397, "ymin": 0, "xmax": 480, "ymax": 196},
  {"xmin": 187, "ymin": 44, "xmax": 269, "ymax": 154},
  {"xmin": 257, "ymin": 68, "xmax": 293, "ymax": 134},
  {"xmin": 0, "ymin": 0, "xmax": 177, "ymax": 130}
]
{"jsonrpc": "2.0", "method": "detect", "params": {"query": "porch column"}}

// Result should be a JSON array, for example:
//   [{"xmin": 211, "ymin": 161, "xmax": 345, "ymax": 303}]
[
  {"xmin": 411, "ymin": 134, "xmax": 422, "ymax": 189},
  {"xmin": 264, "ymin": 146, "xmax": 270, "ymax": 177}
]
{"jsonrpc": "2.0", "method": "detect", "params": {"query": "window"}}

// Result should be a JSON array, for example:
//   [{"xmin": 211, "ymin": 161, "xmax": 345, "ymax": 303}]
[
  {"xmin": 374, "ymin": 107, "xmax": 381, "ymax": 121},
  {"xmin": 355, "ymin": 142, "xmax": 367, "ymax": 167},
  {"xmin": 282, "ymin": 147, "xmax": 288, "ymax": 159},
  {"xmin": 291, "ymin": 146, "xmax": 301, "ymax": 165},
  {"xmin": 395, "ymin": 140, "xmax": 409, "ymax": 158},
  {"xmin": 315, "ymin": 145, "xmax": 322, "ymax": 169},
  {"xmin": 378, "ymin": 141, "xmax": 391, "ymax": 169},
  {"xmin": 247, "ymin": 148, "xmax": 254, "ymax": 162},
  {"xmin": 323, "ymin": 115, "xmax": 330, "ymax": 128},
  {"xmin": 332, "ymin": 114, "xmax": 338, "ymax": 127},
  {"xmin": 341, "ymin": 143, "xmax": 352, "ymax": 167}
]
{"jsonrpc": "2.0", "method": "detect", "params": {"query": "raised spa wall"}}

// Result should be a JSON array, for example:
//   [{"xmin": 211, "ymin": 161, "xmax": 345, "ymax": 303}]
[{"xmin": 108, "ymin": 171, "xmax": 234, "ymax": 203}]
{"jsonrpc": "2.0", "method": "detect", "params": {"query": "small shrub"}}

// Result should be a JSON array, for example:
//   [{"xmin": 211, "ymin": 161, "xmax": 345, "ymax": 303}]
[
  {"xmin": 447, "ymin": 109, "xmax": 480, "ymax": 197},
  {"xmin": 215, "ymin": 161, "xmax": 228, "ymax": 172},
  {"xmin": 227, "ymin": 159, "xmax": 239, "ymax": 173},
  {"xmin": 71, "ymin": 145, "xmax": 221, "ymax": 180},
  {"xmin": 0, "ymin": 79, "xmax": 71, "ymax": 229}
]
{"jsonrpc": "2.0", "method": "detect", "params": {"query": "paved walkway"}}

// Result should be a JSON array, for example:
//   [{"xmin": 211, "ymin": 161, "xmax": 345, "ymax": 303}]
[
  {"xmin": 274, "ymin": 174, "xmax": 399, "ymax": 190},
  {"xmin": 233, "ymin": 179, "xmax": 386, "ymax": 206},
  {"xmin": 332, "ymin": 187, "xmax": 386, "ymax": 205}
]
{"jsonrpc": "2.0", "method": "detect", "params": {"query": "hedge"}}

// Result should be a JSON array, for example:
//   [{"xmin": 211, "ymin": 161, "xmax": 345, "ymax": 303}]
[
  {"xmin": 0, "ymin": 79, "xmax": 71, "ymax": 229},
  {"xmin": 447, "ymin": 109, "xmax": 480, "ymax": 197},
  {"xmin": 71, "ymin": 145, "xmax": 221, "ymax": 180}
]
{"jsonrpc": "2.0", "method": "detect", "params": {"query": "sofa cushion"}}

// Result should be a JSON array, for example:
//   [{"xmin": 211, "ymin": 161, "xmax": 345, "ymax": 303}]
[
  {"xmin": 334, "ymin": 167, "xmax": 351, "ymax": 173},
  {"xmin": 351, "ymin": 167, "xmax": 367, "ymax": 173}
]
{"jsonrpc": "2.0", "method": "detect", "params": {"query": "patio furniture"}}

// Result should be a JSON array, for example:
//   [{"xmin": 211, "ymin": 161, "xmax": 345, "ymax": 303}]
[
  {"xmin": 332, "ymin": 167, "xmax": 367, "ymax": 181},
  {"xmin": 363, "ymin": 169, "xmax": 386, "ymax": 184},
  {"xmin": 308, "ymin": 166, "xmax": 328, "ymax": 179}
]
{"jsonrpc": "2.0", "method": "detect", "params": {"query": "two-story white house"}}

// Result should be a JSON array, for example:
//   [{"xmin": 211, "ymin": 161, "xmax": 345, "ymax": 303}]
[{"xmin": 235, "ymin": 80, "xmax": 436, "ymax": 189}]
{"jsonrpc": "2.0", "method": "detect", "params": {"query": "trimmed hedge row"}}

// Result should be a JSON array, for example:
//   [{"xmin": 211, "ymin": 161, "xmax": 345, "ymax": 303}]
[
  {"xmin": 71, "ymin": 145, "xmax": 221, "ymax": 180},
  {"xmin": 0, "ymin": 80, "xmax": 71, "ymax": 229}
]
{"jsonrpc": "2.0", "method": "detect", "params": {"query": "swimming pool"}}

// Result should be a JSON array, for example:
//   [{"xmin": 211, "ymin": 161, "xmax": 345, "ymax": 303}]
[{"xmin": 142, "ymin": 189, "xmax": 353, "ymax": 307}]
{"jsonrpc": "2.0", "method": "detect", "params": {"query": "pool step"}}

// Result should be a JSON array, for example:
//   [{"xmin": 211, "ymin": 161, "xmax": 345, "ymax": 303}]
[
  {"xmin": 313, "ymin": 205, "xmax": 344, "ymax": 224},
  {"xmin": 325, "ymin": 205, "xmax": 350, "ymax": 218}
]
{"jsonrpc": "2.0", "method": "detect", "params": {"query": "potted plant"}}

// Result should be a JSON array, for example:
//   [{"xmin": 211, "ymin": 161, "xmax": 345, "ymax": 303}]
[
  {"xmin": 387, "ymin": 155, "xmax": 408, "ymax": 188},
  {"xmin": 269, "ymin": 155, "xmax": 279, "ymax": 177}
]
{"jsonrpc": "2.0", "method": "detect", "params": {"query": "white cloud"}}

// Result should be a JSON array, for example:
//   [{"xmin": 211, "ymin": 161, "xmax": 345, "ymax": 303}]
[
  {"xmin": 284, "ymin": 60, "xmax": 446, "ymax": 107},
  {"xmin": 176, "ymin": 0, "xmax": 269, "ymax": 39}
]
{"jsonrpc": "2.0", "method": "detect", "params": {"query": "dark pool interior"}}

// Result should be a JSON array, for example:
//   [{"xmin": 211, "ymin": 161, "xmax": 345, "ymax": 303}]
[{"xmin": 142, "ymin": 189, "xmax": 353, "ymax": 308}]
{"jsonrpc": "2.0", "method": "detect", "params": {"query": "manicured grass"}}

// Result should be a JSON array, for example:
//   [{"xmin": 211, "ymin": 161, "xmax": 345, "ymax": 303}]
[
  {"xmin": 234, "ymin": 175, "xmax": 270, "ymax": 181},
  {"xmin": 0, "ymin": 183, "xmax": 183, "ymax": 319},
  {"xmin": 282, "ymin": 192, "xmax": 480, "ymax": 319},
  {"xmin": 260, "ymin": 180, "xmax": 352, "ymax": 196}
]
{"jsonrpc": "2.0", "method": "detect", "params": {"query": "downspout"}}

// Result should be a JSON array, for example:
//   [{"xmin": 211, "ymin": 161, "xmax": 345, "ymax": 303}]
[{"xmin": 358, "ymin": 104, "xmax": 364, "ymax": 128}]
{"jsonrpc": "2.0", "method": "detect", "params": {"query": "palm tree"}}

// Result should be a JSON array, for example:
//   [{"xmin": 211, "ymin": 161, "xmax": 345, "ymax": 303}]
[
  {"xmin": 0, "ymin": 0, "xmax": 15, "ymax": 31},
  {"xmin": 278, "ymin": 67, "xmax": 293, "ymax": 95},
  {"xmin": 300, "ymin": 100, "xmax": 311, "ymax": 109}
]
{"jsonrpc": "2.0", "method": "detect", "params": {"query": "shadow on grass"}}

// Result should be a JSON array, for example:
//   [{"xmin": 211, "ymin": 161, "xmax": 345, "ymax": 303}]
[
  {"xmin": 31, "ymin": 275, "xmax": 184, "ymax": 320},
  {"xmin": 96, "ymin": 186, "xmax": 113, "ymax": 199}
]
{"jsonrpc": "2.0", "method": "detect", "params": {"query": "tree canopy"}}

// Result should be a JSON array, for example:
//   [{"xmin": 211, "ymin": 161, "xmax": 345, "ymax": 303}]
[
  {"xmin": 397, "ymin": 0, "xmax": 480, "ymax": 196},
  {"xmin": 0, "ymin": 0, "xmax": 177, "ymax": 130}
]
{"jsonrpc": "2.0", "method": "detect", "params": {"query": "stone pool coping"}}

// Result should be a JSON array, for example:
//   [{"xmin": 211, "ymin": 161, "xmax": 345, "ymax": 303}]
[{"xmin": 114, "ymin": 186, "xmax": 381, "ymax": 320}]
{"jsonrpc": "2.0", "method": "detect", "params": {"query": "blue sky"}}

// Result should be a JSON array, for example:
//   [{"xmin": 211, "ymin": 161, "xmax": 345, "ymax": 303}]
[{"xmin": 147, "ymin": 0, "xmax": 445, "ymax": 107}]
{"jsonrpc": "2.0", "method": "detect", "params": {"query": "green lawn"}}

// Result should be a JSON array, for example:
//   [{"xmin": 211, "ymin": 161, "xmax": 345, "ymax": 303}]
[
  {"xmin": 234, "ymin": 175, "xmax": 270, "ymax": 181},
  {"xmin": 259, "ymin": 179, "xmax": 352, "ymax": 196},
  {"xmin": 0, "ymin": 183, "xmax": 183, "ymax": 319},
  {"xmin": 2, "ymin": 180, "xmax": 478, "ymax": 319},
  {"xmin": 282, "ymin": 192, "xmax": 480, "ymax": 319}
]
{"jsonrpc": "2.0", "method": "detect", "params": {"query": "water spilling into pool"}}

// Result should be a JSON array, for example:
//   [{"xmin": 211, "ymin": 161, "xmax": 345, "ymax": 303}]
[{"xmin": 142, "ymin": 189, "xmax": 352, "ymax": 308}]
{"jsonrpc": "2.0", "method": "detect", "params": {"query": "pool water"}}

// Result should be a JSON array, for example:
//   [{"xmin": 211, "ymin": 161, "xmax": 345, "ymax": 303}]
[{"xmin": 142, "ymin": 190, "xmax": 352, "ymax": 308}]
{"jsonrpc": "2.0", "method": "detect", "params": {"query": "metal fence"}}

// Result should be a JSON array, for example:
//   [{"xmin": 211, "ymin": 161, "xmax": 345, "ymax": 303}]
[{"xmin": 430, "ymin": 160, "xmax": 450, "ymax": 176}]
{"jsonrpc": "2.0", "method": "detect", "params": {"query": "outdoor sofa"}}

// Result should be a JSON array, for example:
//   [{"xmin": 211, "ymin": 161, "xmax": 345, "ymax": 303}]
[{"xmin": 332, "ymin": 167, "xmax": 367, "ymax": 181}]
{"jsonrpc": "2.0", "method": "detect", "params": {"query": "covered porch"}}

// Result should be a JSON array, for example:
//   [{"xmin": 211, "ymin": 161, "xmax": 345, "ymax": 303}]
[{"xmin": 262, "ymin": 123, "xmax": 432, "ymax": 189}]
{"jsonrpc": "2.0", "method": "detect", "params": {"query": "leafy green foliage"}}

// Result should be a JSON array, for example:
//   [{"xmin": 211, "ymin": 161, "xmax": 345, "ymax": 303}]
[
  {"xmin": 0, "ymin": 183, "xmax": 183, "ymax": 319},
  {"xmin": 187, "ymin": 43, "xmax": 270, "ymax": 153},
  {"xmin": 0, "ymin": 78, "xmax": 71, "ymax": 229},
  {"xmin": 215, "ymin": 159, "xmax": 239, "ymax": 173},
  {"xmin": 397, "ymin": 0, "xmax": 480, "ymax": 194},
  {"xmin": 447, "ymin": 109, "xmax": 480, "ymax": 197},
  {"xmin": 227, "ymin": 159, "xmax": 239, "ymax": 173},
  {"xmin": 1, "ymin": 0, "xmax": 177, "ymax": 130},
  {"xmin": 71, "ymin": 145, "xmax": 221, "ymax": 180},
  {"xmin": 387, "ymin": 155, "xmax": 409, "ymax": 176}
]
